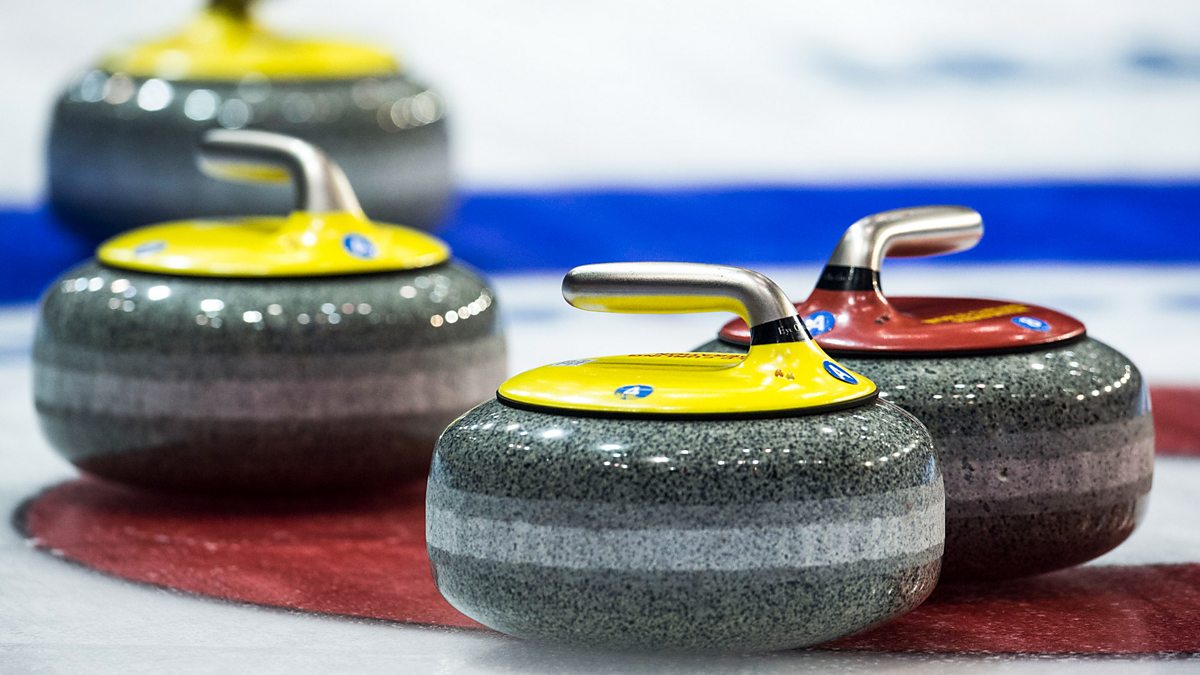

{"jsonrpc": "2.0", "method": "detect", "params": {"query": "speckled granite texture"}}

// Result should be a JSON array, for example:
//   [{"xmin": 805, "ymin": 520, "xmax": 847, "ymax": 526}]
[
  {"xmin": 427, "ymin": 398, "xmax": 944, "ymax": 652},
  {"xmin": 696, "ymin": 336, "xmax": 1154, "ymax": 580},
  {"xmin": 34, "ymin": 260, "xmax": 505, "ymax": 493},
  {"xmin": 48, "ymin": 73, "xmax": 451, "ymax": 239}
]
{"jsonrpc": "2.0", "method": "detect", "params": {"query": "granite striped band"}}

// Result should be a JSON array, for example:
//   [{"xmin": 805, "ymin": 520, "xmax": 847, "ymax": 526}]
[
  {"xmin": 426, "ymin": 481, "xmax": 945, "ymax": 572},
  {"xmin": 34, "ymin": 337, "xmax": 505, "ymax": 420}
]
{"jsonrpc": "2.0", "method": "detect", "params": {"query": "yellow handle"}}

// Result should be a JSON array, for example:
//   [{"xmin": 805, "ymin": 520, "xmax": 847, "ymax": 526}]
[
  {"xmin": 495, "ymin": 263, "xmax": 877, "ymax": 416},
  {"xmin": 563, "ymin": 263, "xmax": 799, "ymax": 328},
  {"xmin": 563, "ymin": 262, "xmax": 813, "ymax": 347},
  {"xmin": 197, "ymin": 129, "xmax": 365, "ymax": 217}
]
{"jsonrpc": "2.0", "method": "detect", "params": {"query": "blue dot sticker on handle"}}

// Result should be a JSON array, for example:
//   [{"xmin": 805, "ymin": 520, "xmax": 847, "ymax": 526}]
[
  {"xmin": 823, "ymin": 360, "xmax": 858, "ymax": 385},
  {"xmin": 1012, "ymin": 316, "xmax": 1051, "ymax": 332},
  {"xmin": 343, "ymin": 234, "xmax": 377, "ymax": 260},
  {"xmin": 614, "ymin": 384, "xmax": 654, "ymax": 400},
  {"xmin": 804, "ymin": 311, "xmax": 837, "ymax": 337}
]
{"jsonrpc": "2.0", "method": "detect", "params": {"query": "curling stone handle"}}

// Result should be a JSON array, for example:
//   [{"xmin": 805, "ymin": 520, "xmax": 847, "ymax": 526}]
[
  {"xmin": 826, "ymin": 206, "xmax": 982, "ymax": 272},
  {"xmin": 208, "ymin": 0, "xmax": 255, "ymax": 20},
  {"xmin": 197, "ymin": 129, "xmax": 365, "ymax": 217},
  {"xmin": 564, "ymin": 263, "xmax": 801, "ymax": 335}
]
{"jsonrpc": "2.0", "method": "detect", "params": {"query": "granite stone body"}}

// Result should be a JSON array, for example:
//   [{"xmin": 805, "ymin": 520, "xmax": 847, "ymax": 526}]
[
  {"xmin": 696, "ymin": 336, "xmax": 1154, "ymax": 580},
  {"xmin": 427, "ymin": 398, "xmax": 944, "ymax": 652},
  {"xmin": 34, "ymin": 260, "xmax": 504, "ymax": 493},
  {"xmin": 48, "ymin": 72, "xmax": 451, "ymax": 240}
]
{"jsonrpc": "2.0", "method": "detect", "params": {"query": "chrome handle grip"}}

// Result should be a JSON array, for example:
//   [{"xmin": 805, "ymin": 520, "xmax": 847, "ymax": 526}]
[
  {"xmin": 209, "ymin": 0, "xmax": 254, "ymax": 19},
  {"xmin": 563, "ymin": 262, "xmax": 798, "ymax": 329},
  {"xmin": 825, "ymin": 206, "xmax": 983, "ymax": 272},
  {"xmin": 197, "ymin": 129, "xmax": 365, "ymax": 216}
]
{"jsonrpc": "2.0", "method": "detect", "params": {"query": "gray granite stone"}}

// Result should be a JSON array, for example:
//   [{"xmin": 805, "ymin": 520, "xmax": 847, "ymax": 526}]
[
  {"xmin": 49, "ymin": 73, "xmax": 451, "ymax": 239},
  {"xmin": 427, "ymin": 397, "xmax": 944, "ymax": 651},
  {"xmin": 34, "ymin": 260, "xmax": 505, "ymax": 493},
  {"xmin": 695, "ymin": 336, "xmax": 1154, "ymax": 579}
]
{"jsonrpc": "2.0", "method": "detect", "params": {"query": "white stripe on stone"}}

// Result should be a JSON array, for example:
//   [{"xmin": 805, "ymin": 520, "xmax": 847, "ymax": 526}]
[
  {"xmin": 426, "ymin": 481, "xmax": 944, "ymax": 529},
  {"xmin": 35, "ymin": 339, "xmax": 505, "ymax": 420},
  {"xmin": 426, "ymin": 483, "xmax": 944, "ymax": 572},
  {"xmin": 941, "ymin": 431, "xmax": 1154, "ymax": 503}
]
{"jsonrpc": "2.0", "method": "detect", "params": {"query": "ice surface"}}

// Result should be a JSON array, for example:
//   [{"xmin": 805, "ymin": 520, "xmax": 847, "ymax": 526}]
[{"xmin": 2, "ymin": 266, "xmax": 1199, "ymax": 672}]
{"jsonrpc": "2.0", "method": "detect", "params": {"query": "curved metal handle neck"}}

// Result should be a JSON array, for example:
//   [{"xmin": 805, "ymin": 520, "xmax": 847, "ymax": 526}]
[
  {"xmin": 198, "ymin": 129, "xmax": 365, "ymax": 217},
  {"xmin": 208, "ymin": 0, "xmax": 255, "ymax": 20},
  {"xmin": 563, "ymin": 263, "xmax": 804, "ymax": 344},
  {"xmin": 825, "ymin": 206, "xmax": 983, "ymax": 273}
]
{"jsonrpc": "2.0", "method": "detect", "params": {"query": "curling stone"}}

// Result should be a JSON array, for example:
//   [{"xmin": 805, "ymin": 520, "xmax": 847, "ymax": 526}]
[
  {"xmin": 34, "ymin": 129, "xmax": 504, "ymax": 493},
  {"xmin": 48, "ymin": 0, "xmax": 452, "ymax": 240},
  {"xmin": 428, "ymin": 262, "xmax": 943, "ymax": 651},
  {"xmin": 699, "ymin": 206, "xmax": 1154, "ymax": 580}
]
